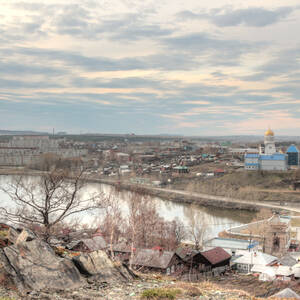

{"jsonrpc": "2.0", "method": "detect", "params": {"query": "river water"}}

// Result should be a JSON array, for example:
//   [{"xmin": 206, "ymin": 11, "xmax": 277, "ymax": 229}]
[{"xmin": 0, "ymin": 175, "xmax": 255, "ymax": 240}]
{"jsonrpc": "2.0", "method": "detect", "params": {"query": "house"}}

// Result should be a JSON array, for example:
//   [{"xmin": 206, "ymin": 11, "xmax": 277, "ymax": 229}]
[
  {"xmin": 185, "ymin": 247, "xmax": 231, "ymax": 273},
  {"xmin": 173, "ymin": 166, "xmax": 189, "ymax": 174},
  {"xmin": 279, "ymin": 252, "xmax": 300, "ymax": 267},
  {"xmin": 67, "ymin": 236, "xmax": 107, "ymax": 252},
  {"xmin": 275, "ymin": 265, "xmax": 293, "ymax": 281},
  {"xmin": 232, "ymin": 250, "xmax": 278, "ymax": 273},
  {"xmin": 214, "ymin": 168, "xmax": 225, "ymax": 176},
  {"xmin": 131, "ymin": 249, "xmax": 183, "ymax": 275},
  {"xmin": 292, "ymin": 263, "xmax": 300, "ymax": 278},
  {"xmin": 251, "ymin": 265, "xmax": 276, "ymax": 281},
  {"xmin": 203, "ymin": 237, "xmax": 259, "ymax": 256},
  {"xmin": 175, "ymin": 247, "xmax": 196, "ymax": 262},
  {"xmin": 111, "ymin": 243, "xmax": 134, "ymax": 263}
]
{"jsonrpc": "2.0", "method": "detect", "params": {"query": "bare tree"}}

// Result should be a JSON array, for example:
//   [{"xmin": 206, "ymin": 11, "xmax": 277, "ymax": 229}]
[
  {"xmin": 185, "ymin": 204, "xmax": 208, "ymax": 250},
  {"xmin": 100, "ymin": 192, "xmax": 124, "ymax": 259},
  {"xmin": 0, "ymin": 169, "xmax": 106, "ymax": 242},
  {"xmin": 172, "ymin": 217, "xmax": 186, "ymax": 246},
  {"xmin": 127, "ymin": 190, "xmax": 140, "ymax": 269}
]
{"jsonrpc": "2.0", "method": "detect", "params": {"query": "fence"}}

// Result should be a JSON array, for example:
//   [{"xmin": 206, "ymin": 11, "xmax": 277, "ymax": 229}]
[{"xmin": 180, "ymin": 266, "xmax": 229, "ymax": 281}]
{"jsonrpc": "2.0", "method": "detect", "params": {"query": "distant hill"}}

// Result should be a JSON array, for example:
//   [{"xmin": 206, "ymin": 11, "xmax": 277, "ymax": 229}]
[{"xmin": 0, "ymin": 130, "xmax": 49, "ymax": 135}]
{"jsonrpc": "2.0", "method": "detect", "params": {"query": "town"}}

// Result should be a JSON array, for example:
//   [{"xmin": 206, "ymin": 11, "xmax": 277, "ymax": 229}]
[{"xmin": 0, "ymin": 129, "xmax": 300, "ymax": 299}]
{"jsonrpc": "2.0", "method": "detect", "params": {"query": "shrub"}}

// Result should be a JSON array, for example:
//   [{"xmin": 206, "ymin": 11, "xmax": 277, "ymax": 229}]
[{"xmin": 140, "ymin": 288, "xmax": 181, "ymax": 299}]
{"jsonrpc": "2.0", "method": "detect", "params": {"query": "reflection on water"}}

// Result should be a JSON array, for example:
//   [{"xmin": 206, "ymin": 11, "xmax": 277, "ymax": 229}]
[{"xmin": 0, "ymin": 175, "xmax": 255, "ymax": 240}]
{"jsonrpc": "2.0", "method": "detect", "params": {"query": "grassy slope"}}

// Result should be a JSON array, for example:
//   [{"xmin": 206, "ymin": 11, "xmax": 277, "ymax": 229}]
[{"xmin": 173, "ymin": 170, "xmax": 300, "ymax": 203}]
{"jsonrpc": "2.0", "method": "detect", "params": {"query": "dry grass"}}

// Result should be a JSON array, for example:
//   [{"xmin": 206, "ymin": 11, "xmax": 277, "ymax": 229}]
[
  {"xmin": 181, "ymin": 170, "xmax": 300, "ymax": 203},
  {"xmin": 291, "ymin": 218, "xmax": 300, "ymax": 227}
]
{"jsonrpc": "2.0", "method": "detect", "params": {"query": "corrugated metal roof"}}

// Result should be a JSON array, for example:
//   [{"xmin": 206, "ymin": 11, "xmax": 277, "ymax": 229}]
[
  {"xmin": 204, "ymin": 238, "xmax": 258, "ymax": 250},
  {"xmin": 279, "ymin": 254, "xmax": 297, "ymax": 267},
  {"xmin": 200, "ymin": 247, "xmax": 231, "ymax": 265},
  {"xmin": 233, "ymin": 250, "xmax": 277, "ymax": 266},
  {"xmin": 287, "ymin": 145, "xmax": 299, "ymax": 153}
]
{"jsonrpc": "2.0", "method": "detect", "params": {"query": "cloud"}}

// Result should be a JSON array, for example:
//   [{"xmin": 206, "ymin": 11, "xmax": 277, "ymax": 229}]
[
  {"xmin": 162, "ymin": 32, "xmax": 261, "ymax": 66},
  {"xmin": 0, "ymin": 46, "xmax": 202, "ymax": 72},
  {"xmin": 241, "ymin": 47, "xmax": 300, "ymax": 81},
  {"xmin": 177, "ymin": 6, "xmax": 297, "ymax": 27}
]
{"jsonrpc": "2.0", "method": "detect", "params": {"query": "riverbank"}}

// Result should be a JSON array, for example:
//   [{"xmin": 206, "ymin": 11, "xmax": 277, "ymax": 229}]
[{"xmin": 0, "ymin": 168, "xmax": 299, "ymax": 214}]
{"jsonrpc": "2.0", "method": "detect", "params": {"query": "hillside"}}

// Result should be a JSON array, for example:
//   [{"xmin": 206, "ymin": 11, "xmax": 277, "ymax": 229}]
[
  {"xmin": 172, "ymin": 170, "xmax": 300, "ymax": 203},
  {"xmin": 0, "ymin": 273, "xmax": 296, "ymax": 300}
]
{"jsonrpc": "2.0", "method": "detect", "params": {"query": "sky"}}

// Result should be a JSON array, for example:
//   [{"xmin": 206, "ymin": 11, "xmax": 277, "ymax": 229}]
[{"xmin": 1, "ymin": 0, "xmax": 300, "ymax": 136}]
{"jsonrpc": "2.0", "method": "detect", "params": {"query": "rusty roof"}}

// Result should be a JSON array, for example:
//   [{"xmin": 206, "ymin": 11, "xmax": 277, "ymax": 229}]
[
  {"xmin": 132, "ymin": 249, "xmax": 178, "ymax": 269},
  {"xmin": 200, "ymin": 247, "xmax": 231, "ymax": 265}
]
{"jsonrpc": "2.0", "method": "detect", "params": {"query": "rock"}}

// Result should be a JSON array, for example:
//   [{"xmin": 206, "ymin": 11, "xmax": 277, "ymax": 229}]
[
  {"xmin": 15, "ymin": 228, "xmax": 36, "ymax": 245},
  {"xmin": 7, "ymin": 226, "xmax": 20, "ymax": 244},
  {"xmin": 73, "ymin": 250, "xmax": 136, "ymax": 283},
  {"xmin": 0, "ymin": 239, "xmax": 84, "ymax": 293}
]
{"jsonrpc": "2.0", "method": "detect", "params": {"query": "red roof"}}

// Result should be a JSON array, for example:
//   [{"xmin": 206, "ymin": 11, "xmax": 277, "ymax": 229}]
[
  {"xmin": 201, "ymin": 247, "xmax": 231, "ymax": 265},
  {"xmin": 214, "ymin": 169, "xmax": 225, "ymax": 173}
]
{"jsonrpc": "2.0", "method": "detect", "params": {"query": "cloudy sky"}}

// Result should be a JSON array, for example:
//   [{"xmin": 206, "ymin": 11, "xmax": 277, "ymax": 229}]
[{"xmin": 1, "ymin": 0, "xmax": 300, "ymax": 135}]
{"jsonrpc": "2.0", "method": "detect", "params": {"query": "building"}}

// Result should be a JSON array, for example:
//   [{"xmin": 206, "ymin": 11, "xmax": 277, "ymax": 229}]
[
  {"xmin": 287, "ymin": 145, "xmax": 299, "ymax": 166},
  {"xmin": 264, "ymin": 215, "xmax": 291, "ymax": 256},
  {"xmin": 232, "ymin": 250, "xmax": 278, "ymax": 273},
  {"xmin": 0, "ymin": 135, "xmax": 87, "ymax": 166},
  {"xmin": 203, "ymin": 237, "xmax": 259, "ymax": 256},
  {"xmin": 245, "ymin": 128, "xmax": 288, "ymax": 171},
  {"xmin": 185, "ymin": 247, "xmax": 231, "ymax": 273},
  {"xmin": 131, "ymin": 249, "xmax": 183, "ymax": 275}
]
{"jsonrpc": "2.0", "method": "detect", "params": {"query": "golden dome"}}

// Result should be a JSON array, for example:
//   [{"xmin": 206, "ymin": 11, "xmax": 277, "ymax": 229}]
[{"xmin": 265, "ymin": 128, "xmax": 274, "ymax": 136}]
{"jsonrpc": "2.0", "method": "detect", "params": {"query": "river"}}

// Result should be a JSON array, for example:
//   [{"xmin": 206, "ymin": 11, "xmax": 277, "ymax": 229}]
[{"xmin": 0, "ymin": 175, "xmax": 255, "ymax": 240}]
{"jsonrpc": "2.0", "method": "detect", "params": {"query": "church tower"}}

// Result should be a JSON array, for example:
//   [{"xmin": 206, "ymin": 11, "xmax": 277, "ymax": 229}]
[{"xmin": 264, "ymin": 128, "xmax": 276, "ymax": 155}]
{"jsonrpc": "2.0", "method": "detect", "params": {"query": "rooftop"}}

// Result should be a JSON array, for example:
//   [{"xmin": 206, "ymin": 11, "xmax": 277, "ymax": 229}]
[
  {"xmin": 132, "ymin": 249, "xmax": 177, "ymax": 269},
  {"xmin": 287, "ymin": 144, "xmax": 299, "ymax": 153},
  {"xmin": 204, "ymin": 238, "xmax": 258, "ymax": 250},
  {"xmin": 200, "ymin": 247, "xmax": 231, "ymax": 265},
  {"xmin": 233, "ymin": 250, "xmax": 277, "ymax": 266},
  {"xmin": 260, "ymin": 153, "xmax": 286, "ymax": 161}
]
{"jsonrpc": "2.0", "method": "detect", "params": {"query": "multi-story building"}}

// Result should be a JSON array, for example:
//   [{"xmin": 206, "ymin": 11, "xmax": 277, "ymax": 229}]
[
  {"xmin": 0, "ymin": 135, "xmax": 88, "ymax": 166},
  {"xmin": 286, "ymin": 145, "xmax": 299, "ymax": 166}
]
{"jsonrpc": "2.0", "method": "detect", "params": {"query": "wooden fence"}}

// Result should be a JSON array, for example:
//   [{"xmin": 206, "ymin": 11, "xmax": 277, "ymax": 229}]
[{"xmin": 180, "ymin": 266, "xmax": 229, "ymax": 282}]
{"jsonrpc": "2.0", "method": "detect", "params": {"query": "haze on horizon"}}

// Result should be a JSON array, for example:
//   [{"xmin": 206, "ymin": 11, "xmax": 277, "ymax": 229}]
[{"xmin": 1, "ymin": 0, "xmax": 300, "ymax": 136}]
